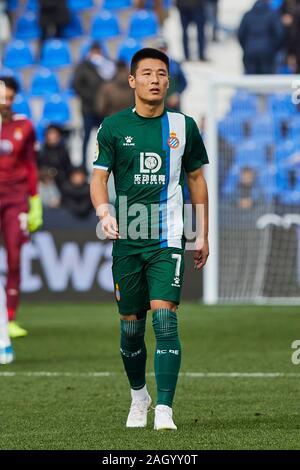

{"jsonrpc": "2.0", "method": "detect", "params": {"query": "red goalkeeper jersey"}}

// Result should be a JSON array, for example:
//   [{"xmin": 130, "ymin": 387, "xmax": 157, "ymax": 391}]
[{"xmin": 0, "ymin": 113, "xmax": 38, "ymax": 198}]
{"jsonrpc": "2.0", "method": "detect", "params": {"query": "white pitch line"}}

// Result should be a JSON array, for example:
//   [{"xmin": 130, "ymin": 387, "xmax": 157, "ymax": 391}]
[{"xmin": 0, "ymin": 371, "xmax": 299, "ymax": 378}]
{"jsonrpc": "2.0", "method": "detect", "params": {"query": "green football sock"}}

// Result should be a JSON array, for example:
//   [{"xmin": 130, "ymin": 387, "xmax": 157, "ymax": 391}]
[
  {"xmin": 120, "ymin": 316, "xmax": 147, "ymax": 390},
  {"xmin": 152, "ymin": 309, "xmax": 181, "ymax": 407}
]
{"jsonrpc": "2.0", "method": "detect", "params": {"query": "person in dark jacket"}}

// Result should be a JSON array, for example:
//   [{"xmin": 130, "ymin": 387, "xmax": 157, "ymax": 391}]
[
  {"xmin": 61, "ymin": 166, "xmax": 93, "ymax": 218},
  {"xmin": 72, "ymin": 41, "xmax": 116, "ymax": 169},
  {"xmin": 238, "ymin": 0, "xmax": 284, "ymax": 74},
  {"xmin": 38, "ymin": 125, "xmax": 72, "ymax": 189},
  {"xmin": 94, "ymin": 61, "xmax": 134, "ymax": 118},
  {"xmin": 175, "ymin": 0, "xmax": 207, "ymax": 61},
  {"xmin": 38, "ymin": 0, "xmax": 70, "ymax": 42}
]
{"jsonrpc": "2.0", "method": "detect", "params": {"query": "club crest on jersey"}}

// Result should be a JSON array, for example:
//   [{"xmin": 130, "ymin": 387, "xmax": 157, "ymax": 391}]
[
  {"xmin": 168, "ymin": 132, "xmax": 179, "ymax": 149},
  {"xmin": 14, "ymin": 128, "xmax": 23, "ymax": 141},
  {"xmin": 115, "ymin": 283, "xmax": 121, "ymax": 301}
]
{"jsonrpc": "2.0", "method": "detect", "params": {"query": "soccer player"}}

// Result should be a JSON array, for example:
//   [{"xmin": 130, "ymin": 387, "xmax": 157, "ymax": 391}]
[
  {"xmin": 0, "ymin": 76, "xmax": 42, "ymax": 338},
  {"xmin": 90, "ymin": 48, "xmax": 209, "ymax": 430}
]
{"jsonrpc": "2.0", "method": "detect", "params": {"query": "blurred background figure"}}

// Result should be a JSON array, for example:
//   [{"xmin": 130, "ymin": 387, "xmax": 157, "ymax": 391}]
[
  {"xmin": 156, "ymin": 38, "xmax": 187, "ymax": 111},
  {"xmin": 38, "ymin": 167, "xmax": 61, "ymax": 209},
  {"xmin": 38, "ymin": 124, "xmax": 72, "ymax": 190},
  {"xmin": 0, "ymin": 76, "xmax": 42, "ymax": 338},
  {"xmin": 95, "ymin": 61, "xmax": 134, "ymax": 118},
  {"xmin": 61, "ymin": 166, "xmax": 93, "ymax": 218},
  {"xmin": 38, "ymin": 0, "xmax": 71, "ymax": 43},
  {"xmin": 238, "ymin": 0, "xmax": 284, "ymax": 74},
  {"xmin": 175, "ymin": 0, "xmax": 208, "ymax": 61},
  {"xmin": 0, "ymin": 0, "xmax": 11, "ymax": 59},
  {"xmin": 72, "ymin": 41, "xmax": 116, "ymax": 170},
  {"xmin": 206, "ymin": 0, "xmax": 220, "ymax": 42},
  {"xmin": 234, "ymin": 166, "xmax": 262, "ymax": 210},
  {"xmin": 285, "ymin": 0, "xmax": 300, "ymax": 73}
]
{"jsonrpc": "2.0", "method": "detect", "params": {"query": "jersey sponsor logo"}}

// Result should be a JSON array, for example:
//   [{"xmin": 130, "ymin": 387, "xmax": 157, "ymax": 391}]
[
  {"xmin": 134, "ymin": 152, "xmax": 165, "ymax": 185},
  {"xmin": 123, "ymin": 135, "xmax": 135, "ymax": 146},
  {"xmin": 140, "ymin": 152, "xmax": 162, "ymax": 173},
  {"xmin": 168, "ymin": 132, "xmax": 179, "ymax": 149}
]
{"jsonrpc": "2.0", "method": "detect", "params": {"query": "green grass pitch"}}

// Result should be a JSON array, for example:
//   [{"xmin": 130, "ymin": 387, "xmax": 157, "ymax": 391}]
[{"xmin": 0, "ymin": 303, "xmax": 299, "ymax": 450}]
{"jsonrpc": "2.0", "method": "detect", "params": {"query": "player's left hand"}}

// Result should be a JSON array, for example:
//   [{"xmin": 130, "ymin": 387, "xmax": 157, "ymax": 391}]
[
  {"xmin": 194, "ymin": 238, "xmax": 209, "ymax": 271},
  {"xmin": 28, "ymin": 195, "xmax": 43, "ymax": 233}
]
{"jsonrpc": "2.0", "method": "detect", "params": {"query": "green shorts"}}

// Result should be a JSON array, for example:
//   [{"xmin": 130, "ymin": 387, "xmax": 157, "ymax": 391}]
[{"xmin": 112, "ymin": 247, "xmax": 185, "ymax": 315}]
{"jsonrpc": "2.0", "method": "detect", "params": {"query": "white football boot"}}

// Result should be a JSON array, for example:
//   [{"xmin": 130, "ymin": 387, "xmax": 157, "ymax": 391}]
[
  {"xmin": 154, "ymin": 405, "xmax": 177, "ymax": 430},
  {"xmin": 126, "ymin": 391, "xmax": 152, "ymax": 428}
]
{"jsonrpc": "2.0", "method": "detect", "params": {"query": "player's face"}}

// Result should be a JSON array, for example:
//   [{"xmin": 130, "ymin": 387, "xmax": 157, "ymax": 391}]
[
  {"xmin": 0, "ymin": 86, "xmax": 16, "ymax": 115},
  {"xmin": 129, "ymin": 58, "xmax": 169, "ymax": 105}
]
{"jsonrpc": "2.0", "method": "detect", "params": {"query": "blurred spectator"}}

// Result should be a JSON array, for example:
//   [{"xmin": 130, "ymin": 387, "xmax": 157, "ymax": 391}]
[
  {"xmin": 156, "ymin": 38, "xmax": 187, "ymax": 111},
  {"xmin": 235, "ymin": 167, "xmax": 261, "ymax": 210},
  {"xmin": 238, "ymin": 0, "xmax": 284, "ymax": 74},
  {"xmin": 0, "ymin": 0, "xmax": 11, "ymax": 58},
  {"xmin": 61, "ymin": 166, "xmax": 93, "ymax": 218},
  {"xmin": 286, "ymin": 2, "xmax": 300, "ymax": 72},
  {"xmin": 175, "ymin": 0, "xmax": 207, "ymax": 61},
  {"xmin": 38, "ymin": 0, "xmax": 71, "ymax": 43},
  {"xmin": 72, "ymin": 41, "xmax": 116, "ymax": 170},
  {"xmin": 38, "ymin": 125, "xmax": 72, "ymax": 189},
  {"xmin": 38, "ymin": 167, "xmax": 61, "ymax": 208},
  {"xmin": 206, "ymin": 0, "xmax": 219, "ymax": 42},
  {"xmin": 95, "ymin": 61, "xmax": 134, "ymax": 117}
]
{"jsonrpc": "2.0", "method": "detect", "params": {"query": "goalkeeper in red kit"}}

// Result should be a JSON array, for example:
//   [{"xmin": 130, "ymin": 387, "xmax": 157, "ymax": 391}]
[{"xmin": 0, "ymin": 76, "xmax": 42, "ymax": 338}]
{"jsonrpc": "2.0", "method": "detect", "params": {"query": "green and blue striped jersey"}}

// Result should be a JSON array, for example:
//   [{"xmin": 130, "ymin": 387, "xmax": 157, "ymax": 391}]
[{"xmin": 93, "ymin": 106, "xmax": 208, "ymax": 255}]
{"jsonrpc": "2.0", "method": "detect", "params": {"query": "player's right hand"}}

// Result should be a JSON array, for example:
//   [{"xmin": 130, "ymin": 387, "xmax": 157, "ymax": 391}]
[{"xmin": 100, "ymin": 214, "xmax": 120, "ymax": 239}]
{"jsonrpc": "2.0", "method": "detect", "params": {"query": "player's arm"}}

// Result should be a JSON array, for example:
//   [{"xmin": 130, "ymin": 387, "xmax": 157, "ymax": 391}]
[
  {"xmin": 186, "ymin": 168, "xmax": 209, "ymax": 270},
  {"xmin": 90, "ymin": 169, "xmax": 119, "ymax": 239}
]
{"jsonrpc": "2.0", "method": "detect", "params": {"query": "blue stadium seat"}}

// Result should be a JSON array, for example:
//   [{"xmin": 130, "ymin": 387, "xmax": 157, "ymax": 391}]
[
  {"xmin": 15, "ymin": 12, "xmax": 40, "ymax": 40},
  {"xmin": 12, "ymin": 94, "xmax": 32, "ymax": 118},
  {"xmin": 41, "ymin": 40, "xmax": 72, "ymax": 68},
  {"xmin": 235, "ymin": 140, "xmax": 265, "ymax": 166},
  {"xmin": 3, "ymin": 41, "xmax": 34, "ymax": 69},
  {"xmin": 25, "ymin": 0, "xmax": 38, "ymax": 11},
  {"xmin": 144, "ymin": 0, "xmax": 173, "ymax": 7},
  {"xmin": 250, "ymin": 114, "xmax": 275, "ymax": 138},
  {"xmin": 102, "ymin": 0, "xmax": 132, "ymax": 9},
  {"xmin": 275, "ymin": 139, "xmax": 297, "ymax": 163},
  {"xmin": 30, "ymin": 68, "xmax": 60, "ymax": 97},
  {"xmin": 128, "ymin": 9, "xmax": 159, "ymax": 39},
  {"xmin": 91, "ymin": 11, "xmax": 121, "ymax": 40},
  {"xmin": 67, "ymin": 0, "xmax": 93, "ymax": 11},
  {"xmin": 7, "ymin": 0, "xmax": 18, "ymax": 11},
  {"xmin": 268, "ymin": 93, "xmax": 297, "ymax": 115},
  {"xmin": 117, "ymin": 38, "xmax": 143, "ymax": 64},
  {"xmin": 218, "ymin": 115, "xmax": 249, "ymax": 139},
  {"xmin": 230, "ymin": 91, "xmax": 257, "ymax": 115},
  {"xmin": 41, "ymin": 94, "xmax": 71, "ymax": 124},
  {"xmin": 62, "ymin": 12, "xmax": 83, "ymax": 39},
  {"xmin": 270, "ymin": 0, "xmax": 283, "ymax": 9},
  {"xmin": 289, "ymin": 116, "xmax": 300, "ymax": 140}
]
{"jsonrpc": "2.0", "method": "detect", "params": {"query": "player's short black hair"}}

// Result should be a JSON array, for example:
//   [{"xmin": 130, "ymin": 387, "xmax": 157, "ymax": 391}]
[
  {"xmin": 0, "ymin": 76, "xmax": 19, "ymax": 94},
  {"xmin": 130, "ymin": 48, "xmax": 169, "ymax": 75}
]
